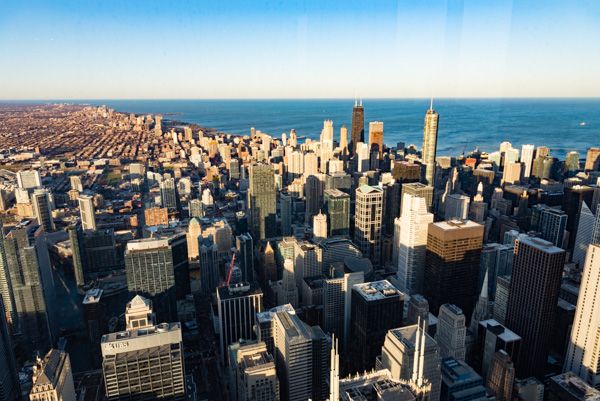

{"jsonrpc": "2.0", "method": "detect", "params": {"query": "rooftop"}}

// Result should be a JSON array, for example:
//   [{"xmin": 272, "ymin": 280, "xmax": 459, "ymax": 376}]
[
  {"xmin": 82, "ymin": 288, "xmax": 103, "ymax": 304},
  {"xmin": 353, "ymin": 280, "xmax": 403, "ymax": 302},
  {"xmin": 550, "ymin": 373, "xmax": 600, "ymax": 401},
  {"xmin": 217, "ymin": 281, "xmax": 263, "ymax": 301},
  {"xmin": 517, "ymin": 236, "xmax": 566, "ymax": 254}
]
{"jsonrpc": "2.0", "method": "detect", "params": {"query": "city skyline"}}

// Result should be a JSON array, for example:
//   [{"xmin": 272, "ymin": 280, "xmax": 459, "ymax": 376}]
[{"xmin": 1, "ymin": 0, "xmax": 600, "ymax": 99}]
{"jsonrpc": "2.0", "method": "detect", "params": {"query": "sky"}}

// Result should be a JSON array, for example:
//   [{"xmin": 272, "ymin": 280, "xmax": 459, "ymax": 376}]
[{"xmin": 1, "ymin": 0, "xmax": 599, "ymax": 100}]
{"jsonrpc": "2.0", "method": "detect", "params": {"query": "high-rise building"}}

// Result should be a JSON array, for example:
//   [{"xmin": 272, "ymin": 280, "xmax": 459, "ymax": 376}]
[
  {"xmin": 67, "ymin": 223, "xmax": 85, "ymax": 286},
  {"xmin": 350, "ymin": 281, "xmax": 404, "ymax": 373},
  {"xmin": 280, "ymin": 191, "xmax": 292, "ymax": 237},
  {"xmin": 435, "ymin": 304, "xmax": 467, "ymax": 361},
  {"xmin": 339, "ymin": 125, "xmax": 349, "ymax": 158},
  {"xmin": 440, "ymin": 357, "xmax": 487, "ymax": 401},
  {"xmin": 380, "ymin": 324, "xmax": 441, "ymax": 401},
  {"xmin": 402, "ymin": 182, "xmax": 434, "ymax": 212},
  {"xmin": 407, "ymin": 294, "xmax": 430, "ymax": 330},
  {"xmin": 564, "ymin": 244, "xmax": 600, "ymax": 388},
  {"xmin": 82, "ymin": 289, "xmax": 108, "ymax": 368},
  {"xmin": 354, "ymin": 185, "xmax": 383, "ymax": 265},
  {"xmin": 78, "ymin": 194, "xmax": 97, "ymax": 231},
  {"xmin": 565, "ymin": 151, "xmax": 580, "ymax": 174},
  {"xmin": 368, "ymin": 121, "xmax": 384, "ymax": 158},
  {"xmin": 0, "ymin": 297, "xmax": 19, "ymax": 401},
  {"xmin": 356, "ymin": 142, "xmax": 370, "ymax": 172},
  {"xmin": 313, "ymin": 212, "xmax": 327, "ymax": 243},
  {"xmin": 217, "ymin": 282, "xmax": 263, "ymax": 364},
  {"xmin": 548, "ymin": 373, "xmax": 600, "ymax": 401},
  {"xmin": 394, "ymin": 194, "xmax": 433, "ymax": 296},
  {"xmin": 444, "ymin": 194, "xmax": 470, "ymax": 220},
  {"xmin": 231, "ymin": 341, "xmax": 278, "ymax": 401},
  {"xmin": 421, "ymin": 102, "xmax": 439, "ymax": 187},
  {"xmin": 69, "ymin": 175, "xmax": 83, "ymax": 192},
  {"xmin": 493, "ymin": 276, "xmax": 510, "ymax": 325},
  {"xmin": 521, "ymin": 144, "xmax": 535, "ymax": 182},
  {"xmin": 563, "ymin": 185, "xmax": 595, "ymax": 251},
  {"xmin": 102, "ymin": 321, "xmax": 186, "ymax": 400},
  {"xmin": 382, "ymin": 182, "xmax": 402, "ymax": 237},
  {"xmin": 423, "ymin": 220, "xmax": 484, "ymax": 319},
  {"xmin": 538, "ymin": 207, "xmax": 568, "ymax": 248},
  {"xmin": 502, "ymin": 162, "xmax": 522, "ymax": 185},
  {"xmin": 248, "ymin": 164, "xmax": 277, "ymax": 240},
  {"xmin": 125, "ymin": 233, "xmax": 189, "ymax": 323},
  {"xmin": 277, "ymin": 258, "xmax": 298, "ymax": 308},
  {"xmin": 486, "ymin": 350, "xmax": 515, "ymax": 401},
  {"xmin": 473, "ymin": 319, "xmax": 521, "ymax": 381},
  {"xmin": 478, "ymin": 243, "xmax": 513, "ymax": 302},
  {"xmin": 2, "ymin": 218, "xmax": 57, "ymax": 353},
  {"xmin": 29, "ymin": 349, "xmax": 76, "ymax": 401},
  {"xmin": 236, "ymin": 233, "xmax": 254, "ymax": 283},
  {"xmin": 505, "ymin": 236, "xmax": 566, "ymax": 380},
  {"xmin": 17, "ymin": 170, "xmax": 42, "ymax": 191},
  {"xmin": 351, "ymin": 101, "xmax": 365, "ymax": 156},
  {"xmin": 585, "ymin": 147, "xmax": 600, "ymax": 172},
  {"xmin": 305, "ymin": 175, "xmax": 323, "ymax": 225},
  {"xmin": 31, "ymin": 189, "xmax": 54, "ymax": 232},
  {"xmin": 323, "ymin": 189, "xmax": 350, "ymax": 237},
  {"xmin": 160, "ymin": 178, "xmax": 178, "ymax": 211},
  {"xmin": 572, "ymin": 201, "xmax": 595, "ymax": 267}
]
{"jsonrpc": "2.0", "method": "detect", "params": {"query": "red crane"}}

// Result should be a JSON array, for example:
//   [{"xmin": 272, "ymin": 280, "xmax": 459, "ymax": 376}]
[{"xmin": 223, "ymin": 253, "xmax": 236, "ymax": 286}]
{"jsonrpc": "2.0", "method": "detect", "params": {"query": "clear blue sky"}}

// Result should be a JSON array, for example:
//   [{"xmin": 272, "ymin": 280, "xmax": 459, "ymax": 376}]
[{"xmin": 1, "ymin": 0, "xmax": 598, "ymax": 99}]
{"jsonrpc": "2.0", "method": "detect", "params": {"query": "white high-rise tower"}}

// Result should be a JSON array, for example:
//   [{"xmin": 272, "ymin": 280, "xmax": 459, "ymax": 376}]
[
  {"xmin": 564, "ymin": 244, "xmax": 600, "ymax": 388},
  {"xmin": 521, "ymin": 144, "xmax": 535, "ymax": 182}
]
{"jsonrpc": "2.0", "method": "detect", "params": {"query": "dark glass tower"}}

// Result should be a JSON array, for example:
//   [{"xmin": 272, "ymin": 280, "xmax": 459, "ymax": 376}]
[
  {"xmin": 248, "ymin": 163, "xmax": 277, "ymax": 240},
  {"xmin": 421, "ymin": 102, "xmax": 439, "ymax": 187},
  {"xmin": 505, "ymin": 236, "xmax": 565, "ymax": 380},
  {"xmin": 351, "ymin": 101, "xmax": 365, "ymax": 156}
]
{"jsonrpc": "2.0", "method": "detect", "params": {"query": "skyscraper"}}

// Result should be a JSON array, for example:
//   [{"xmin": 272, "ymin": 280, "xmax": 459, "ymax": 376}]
[
  {"xmin": 368, "ymin": 121, "xmax": 384, "ymax": 158},
  {"xmin": 444, "ymin": 194, "xmax": 470, "ymax": 220},
  {"xmin": 394, "ymin": 194, "xmax": 433, "ymax": 296},
  {"xmin": 505, "ymin": 236, "xmax": 565, "ymax": 380},
  {"xmin": 29, "ymin": 349, "xmax": 76, "ymax": 401},
  {"xmin": 323, "ymin": 189, "xmax": 350, "ymax": 237},
  {"xmin": 435, "ymin": 304, "xmax": 467, "ymax": 361},
  {"xmin": 572, "ymin": 201, "xmax": 595, "ymax": 267},
  {"xmin": 585, "ymin": 147, "xmax": 600, "ymax": 172},
  {"xmin": 31, "ymin": 189, "xmax": 54, "ymax": 232},
  {"xmin": 17, "ymin": 170, "xmax": 42, "ymax": 191},
  {"xmin": 440, "ymin": 357, "xmax": 487, "ymax": 401},
  {"xmin": 217, "ymin": 282, "xmax": 263, "ymax": 364},
  {"xmin": 486, "ymin": 350, "xmax": 515, "ymax": 401},
  {"xmin": 402, "ymin": 182, "xmax": 434, "ymax": 213},
  {"xmin": 521, "ymin": 144, "xmax": 535, "ymax": 182},
  {"xmin": 339, "ymin": 125, "xmax": 349, "ymax": 158},
  {"xmin": 231, "ymin": 341, "xmax": 278, "ymax": 401},
  {"xmin": 78, "ymin": 194, "xmax": 97, "ymax": 231},
  {"xmin": 565, "ymin": 244, "xmax": 600, "ymax": 388},
  {"xmin": 356, "ymin": 142, "xmax": 370, "ymax": 172},
  {"xmin": 313, "ymin": 212, "xmax": 327, "ymax": 242},
  {"xmin": 280, "ymin": 191, "xmax": 292, "ymax": 237},
  {"xmin": 421, "ymin": 101, "xmax": 439, "ymax": 187},
  {"xmin": 277, "ymin": 258, "xmax": 298, "ymax": 308},
  {"xmin": 125, "ymin": 233, "xmax": 189, "ymax": 323},
  {"xmin": 236, "ymin": 233, "xmax": 255, "ymax": 282},
  {"xmin": 354, "ymin": 185, "xmax": 383, "ymax": 265},
  {"xmin": 423, "ymin": 220, "xmax": 484, "ymax": 319},
  {"xmin": 248, "ymin": 163, "xmax": 277, "ymax": 240},
  {"xmin": 102, "ymin": 321, "xmax": 186, "ymax": 400},
  {"xmin": 82, "ymin": 289, "xmax": 108, "ymax": 368},
  {"xmin": 305, "ymin": 175, "xmax": 323, "ymax": 225},
  {"xmin": 160, "ymin": 178, "xmax": 178, "ymax": 211},
  {"xmin": 0, "ymin": 297, "xmax": 19, "ymax": 401},
  {"xmin": 538, "ymin": 207, "xmax": 567, "ymax": 248},
  {"xmin": 350, "ymin": 281, "xmax": 404, "ymax": 373},
  {"xmin": 351, "ymin": 101, "xmax": 365, "ymax": 156},
  {"xmin": 2, "ymin": 218, "xmax": 57, "ymax": 353}
]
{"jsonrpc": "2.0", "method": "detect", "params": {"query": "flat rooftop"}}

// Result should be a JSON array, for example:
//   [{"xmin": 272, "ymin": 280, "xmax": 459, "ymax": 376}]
[
  {"xmin": 353, "ymin": 280, "xmax": 403, "ymax": 302},
  {"xmin": 517, "ymin": 236, "xmax": 566, "ymax": 254},
  {"xmin": 217, "ymin": 281, "xmax": 263, "ymax": 301}
]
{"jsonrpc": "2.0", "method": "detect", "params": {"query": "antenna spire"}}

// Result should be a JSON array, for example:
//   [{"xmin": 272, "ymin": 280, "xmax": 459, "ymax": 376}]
[{"xmin": 430, "ymin": 95, "xmax": 433, "ymax": 110}]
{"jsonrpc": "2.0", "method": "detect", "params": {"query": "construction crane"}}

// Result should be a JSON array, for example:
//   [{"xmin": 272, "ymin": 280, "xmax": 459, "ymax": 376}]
[{"xmin": 222, "ymin": 253, "xmax": 236, "ymax": 287}]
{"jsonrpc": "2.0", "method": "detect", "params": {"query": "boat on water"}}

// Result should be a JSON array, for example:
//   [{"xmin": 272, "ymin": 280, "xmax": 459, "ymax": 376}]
[{"xmin": 581, "ymin": 122, "xmax": 586, "ymax": 126}]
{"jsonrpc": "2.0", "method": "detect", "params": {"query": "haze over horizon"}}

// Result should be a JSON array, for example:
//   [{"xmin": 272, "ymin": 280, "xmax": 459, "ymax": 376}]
[{"xmin": 1, "ymin": 0, "xmax": 599, "ymax": 100}]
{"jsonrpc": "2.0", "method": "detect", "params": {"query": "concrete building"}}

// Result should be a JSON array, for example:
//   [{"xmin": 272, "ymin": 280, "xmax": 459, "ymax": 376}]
[
  {"xmin": 445, "ymin": 194, "xmax": 470, "ymax": 220},
  {"xmin": 402, "ymin": 183, "xmax": 434, "ymax": 213},
  {"xmin": 486, "ymin": 350, "xmax": 515, "ymax": 401},
  {"xmin": 231, "ymin": 342, "xmax": 278, "ymax": 401},
  {"xmin": 160, "ymin": 178, "xmax": 178, "ymax": 211},
  {"xmin": 31, "ymin": 189, "xmax": 54, "ymax": 232},
  {"xmin": 493, "ymin": 276, "xmax": 510, "ymax": 325},
  {"xmin": 548, "ymin": 373, "xmax": 600, "ymax": 401},
  {"xmin": 369, "ymin": 121, "xmax": 384, "ymax": 158},
  {"xmin": 354, "ymin": 185, "xmax": 383, "ymax": 266},
  {"xmin": 440, "ymin": 357, "xmax": 487, "ymax": 401},
  {"xmin": 102, "ymin": 322, "xmax": 185, "ymax": 400},
  {"xmin": 217, "ymin": 282, "xmax": 263, "ymax": 364},
  {"xmin": 435, "ymin": 304, "xmax": 467, "ymax": 361},
  {"xmin": 277, "ymin": 258, "xmax": 298, "ymax": 308},
  {"xmin": 521, "ymin": 144, "xmax": 535, "ymax": 182},
  {"xmin": 78, "ymin": 194, "xmax": 97, "ymax": 231},
  {"xmin": 29, "ymin": 349, "xmax": 76, "ymax": 401},
  {"xmin": 313, "ymin": 212, "xmax": 327, "ymax": 243}
]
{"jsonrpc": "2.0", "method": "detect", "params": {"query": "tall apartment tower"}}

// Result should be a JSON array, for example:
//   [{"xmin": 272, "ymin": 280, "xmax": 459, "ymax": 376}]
[
  {"xmin": 217, "ymin": 282, "xmax": 263, "ymax": 364},
  {"xmin": 29, "ymin": 349, "xmax": 76, "ymax": 401},
  {"xmin": 305, "ymin": 175, "xmax": 323, "ymax": 225},
  {"xmin": 323, "ymin": 189, "xmax": 350, "ymax": 237},
  {"xmin": 102, "ymin": 322, "xmax": 185, "ymax": 400},
  {"xmin": 423, "ymin": 220, "xmax": 484, "ymax": 319},
  {"xmin": 248, "ymin": 164, "xmax": 277, "ymax": 240},
  {"xmin": 2, "ymin": 218, "xmax": 57, "ymax": 353},
  {"xmin": 31, "ymin": 189, "xmax": 54, "ymax": 232},
  {"xmin": 354, "ymin": 185, "xmax": 383, "ymax": 266},
  {"xmin": 505, "ymin": 236, "xmax": 566, "ymax": 380},
  {"xmin": 350, "ymin": 281, "xmax": 404, "ymax": 373},
  {"xmin": 160, "ymin": 178, "xmax": 178, "ymax": 211},
  {"xmin": 125, "ymin": 234, "xmax": 189, "ymax": 323},
  {"xmin": 565, "ymin": 244, "xmax": 600, "ymax": 388},
  {"xmin": 539, "ymin": 208, "xmax": 567, "ymax": 248},
  {"xmin": 435, "ymin": 304, "xmax": 467, "ymax": 361},
  {"xmin": 380, "ymin": 323, "xmax": 441, "ymax": 401},
  {"xmin": 313, "ymin": 213, "xmax": 327, "ymax": 243},
  {"xmin": 280, "ymin": 191, "xmax": 292, "ymax": 237},
  {"xmin": 421, "ymin": 102, "xmax": 439, "ymax": 187},
  {"xmin": 78, "ymin": 194, "xmax": 97, "ymax": 231},
  {"xmin": 486, "ymin": 350, "xmax": 515, "ymax": 401},
  {"xmin": 368, "ymin": 121, "xmax": 384, "ymax": 158},
  {"xmin": 394, "ymin": 194, "xmax": 433, "ymax": 296},
  {"xmin": 351, "ymin": 101, "xmax": 365, "ymax": 156},
  {"xmin": 0, "ymin": 298, "xmax": 19, "ymax": 401},
  {"xmin": 356, "ymin": 142, "xmax": 370, "ymax": 173},
  {"xmin": 521, "ymin": 144, "xmax": 535, "ymax": 182},
  {"xmin": 236, "ymin": 233, "xmax": 255, "ymax": 283}
]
